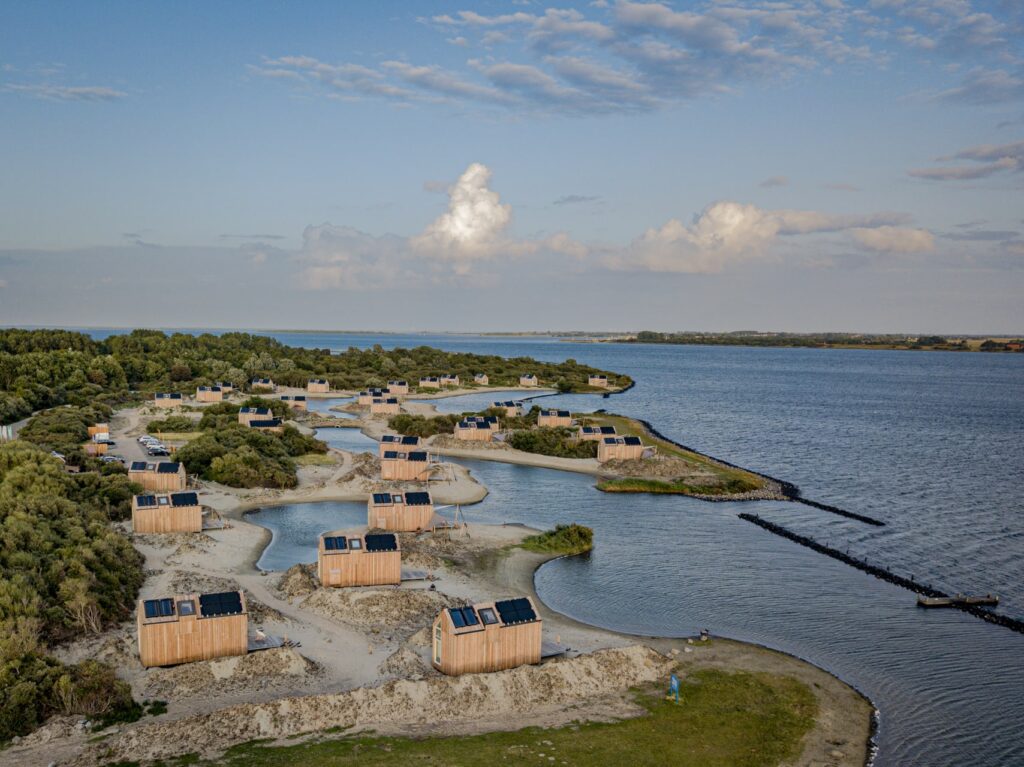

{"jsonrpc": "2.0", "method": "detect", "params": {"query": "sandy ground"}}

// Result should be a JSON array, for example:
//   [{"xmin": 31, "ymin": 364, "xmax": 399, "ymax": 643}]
[{"xmin": 0, "ymin": 398, "xmax": 871, "ymax": 767}]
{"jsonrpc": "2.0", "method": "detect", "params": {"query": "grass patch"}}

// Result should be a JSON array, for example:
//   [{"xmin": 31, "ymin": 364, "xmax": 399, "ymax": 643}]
[
  {"xmin": 178, "ymin": 670, "xmax": 815, "ymax": 767},
  {"xmin": 520, "ymin": 524, "xmax": 594, "ymax": 555},
  {"xmin": 147, "ymin": 431, "xmax": 203, "ymax": 442},
  {"xmin": 597, "ymin": 477, "xmax": 762, "ymax": 496},
  {"xmin": 294, "ymin": 452, "xmax": 338, "ymax": 466}
]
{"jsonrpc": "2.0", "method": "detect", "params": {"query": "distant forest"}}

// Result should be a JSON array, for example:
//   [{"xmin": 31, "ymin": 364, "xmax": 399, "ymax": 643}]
[{"xmin": 622, "ymin": 331, "xmax": 1023, "ymax": 352}]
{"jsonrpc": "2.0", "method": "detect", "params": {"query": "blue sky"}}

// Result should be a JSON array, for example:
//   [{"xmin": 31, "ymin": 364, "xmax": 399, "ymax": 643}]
[{"xmin": 1, "ymin": 0, "xmax": 1022, "ymax": 333}]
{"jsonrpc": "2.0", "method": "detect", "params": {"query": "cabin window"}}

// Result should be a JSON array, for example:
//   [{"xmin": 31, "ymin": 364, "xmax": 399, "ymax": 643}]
[
  {"xmin": 434, "ymin": 626, "xmax": 442, "ymax": 663},
  {"xmin": 349, "ymin": 539, "xmax": 362, "ymax": 550},
  {"xmin": 178, "ymin": 600, "xmax": 196, "ymax": 616},
  {"xmin": 479, "ymin": 608, "xmax": 498, "ymax": 625}
]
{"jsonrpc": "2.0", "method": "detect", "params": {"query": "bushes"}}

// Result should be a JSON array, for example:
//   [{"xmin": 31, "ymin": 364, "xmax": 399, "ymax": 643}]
[
  {"xmin": 17, "ymin": 404, "xmax": 113, "ymax": 454},
  {"xmin": 388, "ymin": 414, "xmax": 462, "ymax": 438},
  {"xmin": 521, "ymin": 524, "xmax": 594, "ymax": 555},
  {"xmin": 507, "ymin": 428, "xmax": 598, "ymax": 459},
  {"xmin": 208, "ymin": 446, "xmax": 297, "ymax": 489},
  {"xmin": 177, "ymin": 424, "xmax": 323, "ymax": 489},
  {"xmin": 145, "ymin": 415, "xmax": 195, "ymax": 433}
]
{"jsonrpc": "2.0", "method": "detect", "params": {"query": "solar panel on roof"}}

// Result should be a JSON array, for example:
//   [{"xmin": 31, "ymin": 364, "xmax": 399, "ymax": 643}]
[
  {"xmin": 135, "ymin": 494, "xmax": 157, "ymax": 507},
  {"xmin": 404, "ymin": 491, "xmax": 431, "ymax": 505},
  {"xmin": 199, "ymin": 591, "xmax": 243, "ymax": 618},
  {"xmin": 623, "ymin": 436, "xmax": 642, "ymax": 445},
  {"xmin": 495, "ymin": 597, "xmax": 537, "ymax": 625},
  {"xmin": 603, "ymin": 437, "xmax": 617, "ymax": 444},
  {"xmin": 170, "ymin": 492, "xmax": 198, "ymax": 507},
  {"xmin": 408, "ymin": 451, "xmax": 427, "ymax": 461},
  {"xmin": 130, "ymin": 461, "xmax": 147, "ymax": 471},
  {"xmin": 157, "ymin": 462, "xmax": 181, "ymax": 473},
  {"xmin": 372, "ymin": 492, "xmax": 393, "ymax": 504},
  {"xmin": 450, "ymin": 607, "xmax": 466, "ymax": 628},
  {"xmin": 400, "ymin": 436, "xmax": 419, "ymax": 445},
  {"xmin": 365, "ymin": 533, "xmax": 397, "ymax": 552},
  {"xmin": 557, "ymin": 411, "xmax": 570, "ymax": 417},
  {"xmin": 143, "ymin": 598, "xmax": 175, "ymax": 619},
  {"xmin": 600, "ymin": 426, "xmax": 616, "ymax": 434},
  {"xmin": 323, "ymin": 535, "xmax": 347, "ymax": 551}
]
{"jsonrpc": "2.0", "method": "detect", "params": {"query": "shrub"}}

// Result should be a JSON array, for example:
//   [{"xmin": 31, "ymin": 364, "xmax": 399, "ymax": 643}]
[
  {"xmin": 507, "ymin": 428, "xmax": 597, "ymax": 459},
  {"xmin": 145, "ymin": 415, "xmax": 195, "ymax": 433},
  {"xmin": 521, "ymin": 524, "xmax": 594, "ymax": 555}
]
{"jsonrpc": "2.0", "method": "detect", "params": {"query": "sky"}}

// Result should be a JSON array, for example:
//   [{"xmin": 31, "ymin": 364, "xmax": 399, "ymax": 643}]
[{"xmin": 0, "ymin": 0, "xmax": 1022, "ymax": 334}]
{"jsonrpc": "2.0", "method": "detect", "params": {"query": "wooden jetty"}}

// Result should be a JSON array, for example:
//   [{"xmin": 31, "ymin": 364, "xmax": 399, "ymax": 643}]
[{"xmin": 917, "ymin": 593, "xmax": 999, "ymax": 608}]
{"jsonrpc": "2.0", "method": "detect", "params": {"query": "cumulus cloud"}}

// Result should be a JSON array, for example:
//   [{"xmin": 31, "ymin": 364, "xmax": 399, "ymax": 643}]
[
  {"xmin": 2, "ymin": 83, "xmax": 126, "ymax": 101},
  {"xmin": 608, "ymin": 200, "xmax": 912, "ymax": 273},
  {"xmin": 909, "ymin": 139, "xmax": 1024, "ymax": 181},
  {"xmin": 850, "ymin": 226, "xmax": 935, "ymax": 253}
]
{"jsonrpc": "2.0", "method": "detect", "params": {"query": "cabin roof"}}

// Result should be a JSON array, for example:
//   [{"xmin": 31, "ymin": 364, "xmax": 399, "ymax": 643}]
[
  {"xmin": 308, "ymin": 378, "xmax": 328, "ymax": 384},
  {"xmin": 197, "ymin": 386, "xmax": 221, "ymax": 392},
  {"xmin": 249, "ymin": 418, "xmax": 282, "ymax": 428},
  {"xmin": 542, "ymin": 410, "xmax": 571, "ymax": 417},
  {"xmin": 155, "ymin": 392, "xmax": 182, "ymax": 399},
  {"xmin": 240, "ymin": 407, "xmax": 271, "ymax": 414},
  {"xmin": 365, "ymin": 533, "xmax": 398, "ymax": 552},
  {"xmin": 199, "ymin": 591, "xmax": 244, "ymax": 617},
  {"xmin": 623, "ymin": 436, "xmax": 642, "ymax": 445},
  {"xmin": 170, "ymin": 491, "xmax": 199, "ymax": 507},
  {"xmin": 495, "ymin": 597, "xmax": 538, "ymax": 625},
  {"xmin": 404, "ymin": 491, "xmax": 432, "ymax": 505},
  {"xmin": 323, "ymin": 535, "xmax": 347, "ymax": 550}
]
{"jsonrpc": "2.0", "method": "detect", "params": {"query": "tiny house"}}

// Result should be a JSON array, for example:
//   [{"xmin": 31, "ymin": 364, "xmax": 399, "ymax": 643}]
[
  {"xmin": 280, "ymin": 395, "xmax": 308, "ymax": 411},
  {"xmin": 370, "ymin": 397, "xmax": 400, "ymax": 415},
  {"xmin": 454, "ymin": 416, "xmax": 499, "ymax": 441},
  {"xmin": 419, "ymin": 376, "xmax": 441, "ymax": 389},
  {"xmin": 307, "ymin": 378, "xmax": 330, "ymax": 393},
  {"xmin": 380, "ymin": 450, "xmax": 434, "ymax": 481},
  {"xmin": 431, "ymin": 597, "xmax": 542, "ymax": 676},
  {"xmin": 358, "ymin": 388, "xmax": 389, "ymax": 405},
  {"xmin": 154, "ymin": 392, "xmax": 183, "ymax": 408},
  {"xmin": 132, "ymin": 491, "xmax": 202, "ymax": 534},
  {"xmin": 596, "ymin": 435, "xmax": 647, "ymax": 462},
  {"xmin": 367, "ymin": 490, "xmax": 434, "ymax": 531},
  {"xmin": 87, "ymin": 423, "xmax": 109, "ymax": 438},
  {"xmin": 129, "ymin": 461, "xmax": 187, "ymax": 492},
  {"xmin": 440, "ymin": 374, "xmax": 460, "ymax": 387},
  {"xmin": 379, "ymin": 434, "xmax": 422, "ymax": 457},
  {"xmin": 519, "ymin": 374, "xmax": 538, "ymax": 387},
  {"xmin": 318, "ymin": 532, "xmax": 401, "ymax": 587},
  {"xmin": 387, "ymin": 380, "xmax": 410, "ymax": 395},
  {"xmin": 579, "ymin": 425, "xmax": 617, "ymax": 441},
  {"xmin": 137, "ymin": 590, "xmax": 247, "ymax": 668},
  {"xmin": 250, "ymin": 377, "xmax": 275, "ymax": 392},
  {"xmin": 215, "ymin": 381, "xmax": 235, "ymax": 393},
  {"xmin": 238, "ymin": 406, "xmax": 272, "ymax": 425},
  {"xmin": 249, "ymin": 417, "xmax": 284, "ymax": 434},
  {"xmin": 474, "ymin": 373, "xmax": 489, "ymax": 386},
  {"xmin": 588, "ymin": 374, "xmax": 609, "ymax": 388},
  {"xmin": 84, "ymin": 442, "xmax": 108, "ymax": 456},
  {"xmin": 492, "ymin": 401, "xmax": 522, "ymax": 417},
  {"xmin": 537, "ymin": 410, "xmax": 572, "ymax": 428},
  {"xmin": 196, "ymin": 386, "xmax": 224, "ymax": 403}
]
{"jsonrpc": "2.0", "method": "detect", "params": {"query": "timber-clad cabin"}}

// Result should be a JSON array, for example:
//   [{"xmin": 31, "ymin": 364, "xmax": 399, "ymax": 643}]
[
  {"xmin": 596, "ymin": 435, "xmax": 646, "ymax": 462},
  {"xmin": 454, "ymin": 416, "xmax": 499, "ymax": 441},
  {"xmin": 132, "ymin": 491, "xmax": 202, "ymax": 534},
  {"xmin": 318, "ymin": 532, "xmax": 401, "ymax": 587},
  {"xmin": 137, "ymin": 590, "xmax": 247, "ymax": 668},
  {"xmin": 87, "ymin": 423, "xmax": 109, "ymax": 438},
  {"xmin": 238, "ymin": 406, "xmax": 272, "ymax": 425},
  {"xmin": 474, "ymin": 373, "xmax": 489, "ymax": 385},
  {"xmin": 370, "ymin": 397, "xmax": 400, "ymax": 415},
  {"xmin": 579, "ymin": 425, "xmax": 616, "ymax": 441},
  {"xmin": 84, "ymin": 442, "xmax": 107, "ymax": 456},
  {"xmin": 368, "ymin": 490, "xmax": 434, "ymax": 531},
  {"xmin": 537, "ymin": 409, "xmax": 572, "ymax": 428},
  {"xmin": 215, "ymin": 381, "xmax": 235, "ymax": 393},
  {"xmin": 249, "ymin": 417, "xmax": 284, "ymax": 434},
  {"xmin": 519, "ymin": 374, "xmax": 538, "ymax": 387},
  {"xmin": 419, "ymin": 376, "xmax": 441, "ymax": 389},
  {"xmin": 440, "ymin": 374, "xmax": 460, "ymax": 387},
  {"xmin": 358, "ymin": 388, "xmax": 390, "ymax": 405},
  {"xmin": 154, "ymin": 392, "xmax": 183, "ymax": 408},
  {"xmin": 387, "ymin": 380, "xmax": 410, "ymax": 395},
  {"xmin": 280, "ymin": 394, "xmax": 307, "ymax": 411},
  {"xmin": 588, "ymin": 374, "xmax": 609, "ymax": 388},
  {"xmin": 196, "ymin": 385, "xmax": 224, "ymax": 403},
  {"xmin": 379, "ymin": 434, "xmax": 421, "ymax": 457},
  {"xmin": 129, "ymin": 461, "xmax": 187, "ymax": 492},
  {"xmin": 251, "ymin": 377, "xmax": 275, "ymax": 391},
  {"xmin": 380, "ymin": 450, "xmax": 433, "ymax": 481},
  {"xmin": 432, "ymin": 597, "xmax": 542, "ymax": 676},
  {"xmin": 492, "ymin": 401, "xmax": 523, "ymax": 417},
  {"xmin": 307, "ymin": 378, "xmax": 330, "ymax": 393}
]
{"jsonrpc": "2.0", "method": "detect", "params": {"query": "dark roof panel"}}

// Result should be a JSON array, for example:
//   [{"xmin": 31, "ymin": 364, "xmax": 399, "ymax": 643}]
[
  {"xmin": 156, "ymin": 462, "xmax": 181, "ymax": 473},
  {"xmin": 135, "ymin": 494, "xmax": 157, "ymax": 507},
  {"xmin": 130, "ymin": 461, "xmax": 147, "ymax": 471},
  {"xmin": 404, "ymin": 491, "xmax": 431, "ymax": 505},
  {"xmin": 623, "ymin": 436, "xmax": 642, "ymax": 445},
  {"xmin": 199, "ymin": 591, "xmax": 243, "ymax": 618},
  {"xmin": 495, "ymin": 597, "xmax": 537, "ymax": 625},
  {"xmin": 143, "ymin": 598, "xmax": 175, "ymax": 619},
  {"xmin": 365, "ymin": 533, "xmax": 398, "ymax": 552},
  {"xmin": 407, "ymin": 451, "xmax": 428, "ymax": 461},
  {"xmin": 323, "ymin": 535, "xmax": 347, "ymax": 551},
  {"xmin": 372, "ymin": 492, "xmax": 393, "ymax": 504},
  {"xmin": 170, "ymin": 491, "xmax": 199, "ymax": 507}
]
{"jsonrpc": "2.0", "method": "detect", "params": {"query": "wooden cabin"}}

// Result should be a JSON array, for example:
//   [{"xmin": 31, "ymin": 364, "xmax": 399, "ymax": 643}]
[
  {"xmin": 537, "ymin": 409, "xmax": 572, "ymax": 428},
  {"xmin": 370, "ymin": 397, "xmax": 400, "ymax": 415},
  {"xmin": 492, "ymin": 401, "xmax": 523, "ymax": 418},
  {"xmin": 367, "ymin": 490, "xmax": 434, "ymax": 531},
  {"xmin": 431, "ymin": 597, "xmax": 542, "ymax": 676},
  {"xmin": 588, "ymin": 374, "xmax": 609, "ymax": 388},
  {"xmin": 387, "ymin": 380, "xmax": 410, "ymax": 395},
  {"xmin": 474, "ymin": 373, "xmax": 489, "ymax": 386},
  {"xmin": 596, "ymin": 435, "xmax": 647, "ymax": 462},
  {"xmin": 250, "ymin": 377, "xmax": 275, "ymax": 392},
  {"xmin": 87, "ymin": 423, "xmax": 109, "ymax": 438},
  {"xmin": 579, "ymin": 425, "xmax": 616, "ymax": 441},
  {"xmin": 379, "ymin": 434, "xmax": 421, "ymax": 458},
  {"xmin": 307, "ymin": 378, "xmax": 330, "ymax": 393},
  {"xmin": 519, "ymin": 374, "xmax": 538, "ymax": 387},
  {"xmin": 249, "ymin": 417, "xmax": 284, "ymax": 434},
  {"xmin": 137, "ymin": 590, "xmax": 247, "ymax": 668},
  {"xmin": 440, "ymin": 374, "xmax": 460, "ymax": 387},
  {"xmin": 132, "ymin": 491, "xmax": 202, "ymax": 534},
  {"xmin": 380, "ymin": 450, "xmax": 434, "ymax": 481},
  {"xmin": 128, "ymin": 461, "xmax": 187, "ymax": 492},
  {"xmin": 154, "ymin": 392, "xmax": 183, "ymax": 408},
  {"xmin": 238, "ymin": 406, "xmax": 273, "ymax": 426},
  {"xmin": 419, "ymin": 376, "xmax": 441, "ymax": 389},
  {"xmin": 215, "ymin": 381, "xmax": 235, "ymax": 393},
  {"xmin": 84, "ymin": 442, "xmax": 108, "ymax": 456},
  {"xmin": 358, "ymin": 388, "xmax": 389, "ymax": 405},
  {"xmin": 280, "ymin": 395, "xmax": 307, "ymax": 411},
  {"xmin": 454, "ymin": 416, "xmax": 499, "ymax": 442},
  {"xmin": 195, "ymin": 385, "xmax": 224, "ymax": 403},
  {"xmin": 318, "ymin": 532, "xmax": 401, "ymax": 587}
]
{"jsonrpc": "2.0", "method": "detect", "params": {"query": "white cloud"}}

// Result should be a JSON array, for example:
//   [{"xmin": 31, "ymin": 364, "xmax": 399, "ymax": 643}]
[
  {"xmin": 909, "ymin": 139, "xmax": 1024, "ymax": 180},
  {"xmin": 850, "ymin": 226, "xmax": 935, "ymax": 253},
  {"xmin": 2, "ymin": 83, "xmax": 126, "ymax": 101}
]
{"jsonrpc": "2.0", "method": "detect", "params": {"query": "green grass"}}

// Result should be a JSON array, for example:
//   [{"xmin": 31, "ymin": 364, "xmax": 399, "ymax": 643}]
[
  {"xmin": 147, "ymin": 431, "xmax": 203, "ymax": 442},
  {"xmin": 519, "ymin": 524, "xmax": 594, "ymax": 555},
  {"xmin": 294, "ymin": 452, "xmax": 338, "ymax": 466},
  {"xmin": 162, "ymin": 670, "xmax": 815, "ymax": 767},
  {"xmin": 597, "ymin": 477, "xmax": 762, "ymax": 496}
]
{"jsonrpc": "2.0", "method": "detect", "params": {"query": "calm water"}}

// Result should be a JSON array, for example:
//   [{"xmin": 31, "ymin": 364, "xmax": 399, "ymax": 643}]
[{"xmin": 77, "ymin": 327, "xmax": 1024, "ymax": 767}]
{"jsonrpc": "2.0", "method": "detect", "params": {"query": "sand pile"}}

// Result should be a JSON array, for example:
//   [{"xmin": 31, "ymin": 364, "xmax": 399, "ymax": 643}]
[
  {"xmin": 379, "ymin": 646, "xmax": 433, "ymax": 680},
  {"xmin": 276, "ymin": 563, "xmax": 318, "ymax": 600},
  {"xmin": 338, "ymin": 452, "xmax": 380, "ymax": 482},
  {"xmin": 302, "ymin": 587, "xmax": 462, "ymax": 637},
  {"xmin": 142, "ymin": 648, "xmax": 317, "ymax": 700},
  {"xmin": 78, "ymin": 646, "xmax": 673, "ymax": 765}
]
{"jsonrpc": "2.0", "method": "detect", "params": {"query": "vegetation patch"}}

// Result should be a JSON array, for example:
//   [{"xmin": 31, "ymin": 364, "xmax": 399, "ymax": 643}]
[
  {"xmin": 597, "ymin": 477, "xmax": 762, "ymax": 496},
  {"xmin": 520, "ymin": 524, "xmax": 594, "ymax": 556},
  {"xmin": 507, "ymin": 427, "xmax": 597, "ymax": 459},
  {"xmin": 387, "ymin": 413, "xmax": 461, "ymax": 438},
  {"xmin": 145, "ymin": 415, "xmax": 196, "ymax": 433}
]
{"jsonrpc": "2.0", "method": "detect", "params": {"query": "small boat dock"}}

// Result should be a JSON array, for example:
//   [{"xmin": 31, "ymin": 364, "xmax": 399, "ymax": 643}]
[{"xmin": 917, "ymin": 593, "xmax": 999, "ymax": 608}]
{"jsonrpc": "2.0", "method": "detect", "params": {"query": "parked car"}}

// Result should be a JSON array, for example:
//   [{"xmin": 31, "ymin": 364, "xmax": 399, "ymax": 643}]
[{"xmin": 147, "ymin": 447, "xmax": 170, "ymax": 457}]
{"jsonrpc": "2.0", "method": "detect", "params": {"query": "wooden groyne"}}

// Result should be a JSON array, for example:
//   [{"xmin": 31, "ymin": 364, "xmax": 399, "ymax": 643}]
[{"xmin": 738, "ymin": 513, "xmax": 1024, "ymax": 636}]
